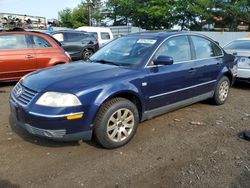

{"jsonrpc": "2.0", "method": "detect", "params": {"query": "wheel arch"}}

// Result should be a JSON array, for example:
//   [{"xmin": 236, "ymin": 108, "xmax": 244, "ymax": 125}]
[
  {"xmin": 93, "ymin": 90, "xmax": 144, "ymax": 123},
  {"xmin": 223, "ymin": 71, "xmax": 233, "ymax": 85}
]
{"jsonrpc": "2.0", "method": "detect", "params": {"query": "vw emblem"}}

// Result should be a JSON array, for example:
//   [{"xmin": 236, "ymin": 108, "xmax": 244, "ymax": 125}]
[{"xmin": 15, "ymin": 87, "xmax": 23, "ymax": 97}]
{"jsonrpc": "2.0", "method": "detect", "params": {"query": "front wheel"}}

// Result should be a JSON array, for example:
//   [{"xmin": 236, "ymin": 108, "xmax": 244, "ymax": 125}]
[
  {"xmin": 94, "ymin": 98, "xmax": 139, "ymax": 149},
  {"xmin": 212, "ymin": 76, "xmax": 230, "ymax": 105}
]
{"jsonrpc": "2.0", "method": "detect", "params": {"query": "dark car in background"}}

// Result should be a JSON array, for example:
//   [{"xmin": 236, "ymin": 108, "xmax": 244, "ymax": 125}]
[
  {"xmin": 0, "ymin": 31, "xmax": 71, "ymax": 82},
  {"xmin": 10, "ymin": 32, "xmax": 237, "ymax": 148},
  {"xmin": 51, "ymin": 30, "xmax": 99, "ymax": 61}
]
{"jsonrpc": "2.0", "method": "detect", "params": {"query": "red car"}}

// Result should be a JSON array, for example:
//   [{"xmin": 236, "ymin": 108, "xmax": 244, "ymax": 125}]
[{"xmin": 0, "ymin": 31, "xmax": 71, "ymax": 82}]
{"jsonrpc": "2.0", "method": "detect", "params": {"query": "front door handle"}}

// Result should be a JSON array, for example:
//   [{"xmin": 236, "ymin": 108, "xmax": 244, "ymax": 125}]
[
  {"xmin": 216, "ymin": 62, "xmax": 222, "ymax": 67},
  {"xmin": 188, "ymin": 68, "xmax": 196, "ymax": 73},
  {"xmin": 25, "ymin": 55, "xmax": 34, "ymax": 59}
]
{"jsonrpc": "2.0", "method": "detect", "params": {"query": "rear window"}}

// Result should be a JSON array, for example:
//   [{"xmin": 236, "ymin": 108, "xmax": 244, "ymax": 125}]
[
  {"xmin": 0, "ymin": 34, "xmax": 28, "ymax": 50},
  {"xmin": 101, "ymin": 32, "xmax": 110, "ymax": 40},
  {"xmin": 224, "ymin": 40, "xmax": 250, "ymax": 50},
  {"xmin": 53, "ymin": 33, "xmax": 64, "ymax": 42}
]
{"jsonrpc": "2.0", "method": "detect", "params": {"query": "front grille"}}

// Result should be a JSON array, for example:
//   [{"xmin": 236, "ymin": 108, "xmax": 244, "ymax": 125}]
[{"xmin": 12, "ymin": 83, "xmax": 37, "ymax": 106}]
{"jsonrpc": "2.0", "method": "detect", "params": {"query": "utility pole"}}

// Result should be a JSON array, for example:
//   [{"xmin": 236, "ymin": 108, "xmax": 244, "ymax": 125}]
[{"xmin": 88, "ymin": 3, "xmax": 92, "ymax": 26}]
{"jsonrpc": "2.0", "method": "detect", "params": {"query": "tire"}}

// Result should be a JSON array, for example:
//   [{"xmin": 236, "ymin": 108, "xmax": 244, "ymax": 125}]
[
  {"xmin": 212, "ymin": 76, "xmax": 230, "ymax": 105},
  {"xmin": 94, "ymin": 97, "xmax": 139, "ymax": 149},
  {"xmin": 82, "ymin": 49, "xmax": 93, "ymax": 61}
]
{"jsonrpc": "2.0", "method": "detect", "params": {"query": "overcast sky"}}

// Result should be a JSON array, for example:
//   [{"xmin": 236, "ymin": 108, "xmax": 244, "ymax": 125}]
[{"xmin": 0, "ymin": 0, "xmax": 82, "ymax": 19}]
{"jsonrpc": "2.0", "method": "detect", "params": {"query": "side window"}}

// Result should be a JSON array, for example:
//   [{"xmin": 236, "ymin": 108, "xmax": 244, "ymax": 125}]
[
  {"xmin": 65, "ymin": 33, "xmax": 87, "ymax": 42},
  {"xmin": 101, "ymin": 32, "xmax": 110, "ymax": 40},
  {"xmin": 0, "ymin": 34, "xmax": 28, "ymax": 50},
  {"xmin": 155, "ymin": 36, "xmax": 191, "ymax": 63},
  {"xmin": 32, "ymin": 36, "xmax": 52, "ymax": 48},
  {"xmin": 212, "ymin": 42, "xmax": 223, "ymax": 56},
  {"xmin": 89, "ymin": 32, "xmax": 98, "ymax": 39},
  {"xmin": 53, "ymin": 33, "xmax": 64, "ymax": 42},
  {"xmin": 191, "ymin": 36, "xmax": 218, "ymax": 59},
  {"xmin": 89, "ymin": 36, "xmax": 96, "ymax": 42}
]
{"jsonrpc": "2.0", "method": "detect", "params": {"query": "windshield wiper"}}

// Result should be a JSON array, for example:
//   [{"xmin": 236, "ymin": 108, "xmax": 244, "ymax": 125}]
[{"xmin": 94, "ymin": 59, "xmax": 121, "ymax": 66}]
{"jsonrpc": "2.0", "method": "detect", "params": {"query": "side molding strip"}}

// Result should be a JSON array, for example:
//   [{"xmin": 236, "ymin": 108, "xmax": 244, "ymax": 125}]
[{"xmin": 149, "ymin": 80, "xmax": 216, "ymax": 99}]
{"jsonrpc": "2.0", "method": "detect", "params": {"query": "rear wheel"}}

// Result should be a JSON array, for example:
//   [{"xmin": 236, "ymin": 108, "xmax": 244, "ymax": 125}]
[
  {"xmin": 94, "ymin": 98, "xmax": 139, "ymax": 149},
  {"xmin": 82, "ymin": 49, "xmax": 93, "ymax": 61},
  {"xmin": 212, "ymin": 76, "xmax": 230, "ymax": 105}
]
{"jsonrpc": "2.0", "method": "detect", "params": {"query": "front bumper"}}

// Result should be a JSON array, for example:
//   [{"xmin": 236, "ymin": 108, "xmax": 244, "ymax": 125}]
[
  {"xmin": 10, "ymin": 98, "xmax": 93, "ymax": 141},
  {"xmin": 16, "ymin": 120, "xmax": 92, "ymax": 141},
  {"xmin": 237, "ymin": 68, "xmax": 250, "ymax": 83}
]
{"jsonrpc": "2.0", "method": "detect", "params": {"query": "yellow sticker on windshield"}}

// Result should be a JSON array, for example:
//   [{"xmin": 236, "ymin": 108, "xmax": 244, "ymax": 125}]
[{"xmin": 137, "ymin": 39, "xmax": 157, "ymax": 44}]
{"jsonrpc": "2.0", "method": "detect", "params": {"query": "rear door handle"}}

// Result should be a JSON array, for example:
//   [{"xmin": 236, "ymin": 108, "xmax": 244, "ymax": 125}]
[
  {"xmin": 25, "ymin": 55, "xmax": 34, "ymax": 59},
  {"xmin": 188, "ymin": 68, "xmax": 196, "ymax": 73}
]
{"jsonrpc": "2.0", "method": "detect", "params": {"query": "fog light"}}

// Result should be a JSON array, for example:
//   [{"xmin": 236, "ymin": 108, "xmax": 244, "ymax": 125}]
[{"xmin": 67, "ymin": 113, "xmax": 83, "ymax": 120}]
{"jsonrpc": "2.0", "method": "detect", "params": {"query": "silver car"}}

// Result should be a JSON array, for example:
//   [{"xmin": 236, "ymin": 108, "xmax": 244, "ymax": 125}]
[{"xmin": 224, "ymin": 38, "xmax": 250, "ymax": 83}]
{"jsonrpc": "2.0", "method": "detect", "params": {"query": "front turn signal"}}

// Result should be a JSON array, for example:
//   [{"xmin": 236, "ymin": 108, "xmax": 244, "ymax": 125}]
[{"xmin": 67, "ymin": 113, "xmax": 84, "ymax": 120}]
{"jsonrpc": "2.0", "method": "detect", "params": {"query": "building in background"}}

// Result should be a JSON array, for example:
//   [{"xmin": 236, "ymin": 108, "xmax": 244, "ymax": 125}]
[{"xmin": 0, "ymin": 13, "xmax": 46, "ymax": 29}]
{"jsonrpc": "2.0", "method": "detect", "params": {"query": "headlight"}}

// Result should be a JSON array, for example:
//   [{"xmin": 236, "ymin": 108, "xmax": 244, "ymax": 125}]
[{"xmin": 36, "ymin": 92, "xmax": 81, "ymax": 107}]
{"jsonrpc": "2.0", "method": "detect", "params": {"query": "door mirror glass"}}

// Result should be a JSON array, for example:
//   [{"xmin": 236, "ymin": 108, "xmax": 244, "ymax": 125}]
[{"xmin": 153, "ymin": 55, "xmax": 174, "ymax": 66}]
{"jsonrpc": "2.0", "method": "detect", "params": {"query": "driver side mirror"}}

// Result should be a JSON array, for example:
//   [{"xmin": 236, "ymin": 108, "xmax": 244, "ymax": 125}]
[{"xmin": 153, "ymin": 55, "xmax": 174, "ymax": 66}]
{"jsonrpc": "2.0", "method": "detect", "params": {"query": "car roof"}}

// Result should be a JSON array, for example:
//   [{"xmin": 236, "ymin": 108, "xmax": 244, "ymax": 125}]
[
  {"xmin": 126, "ymin": 31, "xmax": 208, "ymax": 40},
  {"xmin": 76, "ymin": 26, "xmax": 111, "ymax": 32},
  {"xmin": 0, "ymin": 31, "xmax": 45, "ymax": 35},
  {"xmin": 52, "ymin": 30, "xmax": 86, "ymax": 33},
  {"xmin": 51, "ymin": 30, "xmax": 96, "ymax": 37},
  {"xmin": 235, "ymin": 38, "xmax": 250, "ymax": 41}
]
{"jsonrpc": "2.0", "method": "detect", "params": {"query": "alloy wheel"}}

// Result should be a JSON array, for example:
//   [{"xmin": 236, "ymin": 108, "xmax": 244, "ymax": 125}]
[
  {"xmin": 107, "ymin": 108, "xmax": 135, "ymax": 142},
  {"xmin": 219, "ymin": 81, "xmax": 229, "ymax": 102}
]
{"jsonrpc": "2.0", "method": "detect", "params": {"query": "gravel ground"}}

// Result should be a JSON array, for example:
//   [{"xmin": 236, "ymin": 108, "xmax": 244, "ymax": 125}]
[{"xmin": 0, "ymin": 82, "xmax": 249, "ymax": 188}]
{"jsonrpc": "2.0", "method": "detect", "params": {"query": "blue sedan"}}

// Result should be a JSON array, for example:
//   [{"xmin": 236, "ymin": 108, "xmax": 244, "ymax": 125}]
[{"xmin": 10, "ymin": 32, "xmax": 237, "ymax": 148}]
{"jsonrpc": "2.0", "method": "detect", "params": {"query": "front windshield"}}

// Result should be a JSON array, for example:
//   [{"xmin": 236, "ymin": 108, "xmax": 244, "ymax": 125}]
[
  {"xmin": 224, "ymin": 40, "xmax": 250, "ymax": 50},
  {"xmin": 89, "ymin": 37, "xmax": 158, "ymax": 66}
]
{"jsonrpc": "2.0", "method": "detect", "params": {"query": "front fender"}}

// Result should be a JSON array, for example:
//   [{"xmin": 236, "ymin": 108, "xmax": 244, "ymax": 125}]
[{"xmin": 78, "ymin": 80, "xmax": 145, "ymax": 127}]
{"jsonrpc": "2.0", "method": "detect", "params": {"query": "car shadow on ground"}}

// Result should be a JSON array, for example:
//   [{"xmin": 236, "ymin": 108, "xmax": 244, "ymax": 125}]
[
  {"xmin": 233, "ymin": 81, "xmax": 250, "ymax": 90},
  {"xmin": 8, "ymin": 115, "xmax": 102, "ymax": 149}
]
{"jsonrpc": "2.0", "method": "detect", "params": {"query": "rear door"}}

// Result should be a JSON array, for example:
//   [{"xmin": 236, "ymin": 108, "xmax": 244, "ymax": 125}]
[
  {"xmin": 189, "ymin": 35, "xmax": 224, "ymax": 96},
  {"xmin": 29, "ymin": 34, "xmax": 57, "ymax": 69},
  {"xmin": 0, "ymin": 34, "xmax": 36, "ymax": 81}
]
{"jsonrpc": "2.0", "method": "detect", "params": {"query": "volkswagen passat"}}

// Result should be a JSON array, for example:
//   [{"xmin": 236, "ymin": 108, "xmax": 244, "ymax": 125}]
[{"xmin": 10, "ymin": 32, "xmax": 237, "ymax": 148}]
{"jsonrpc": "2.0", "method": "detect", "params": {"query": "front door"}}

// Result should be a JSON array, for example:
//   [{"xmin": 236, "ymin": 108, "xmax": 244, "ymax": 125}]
[{"xmin": 143, "ymin": 35, "xmax": 196, "ymax": 111}]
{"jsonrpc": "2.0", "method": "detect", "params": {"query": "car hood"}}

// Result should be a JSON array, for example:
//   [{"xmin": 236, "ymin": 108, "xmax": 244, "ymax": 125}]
[
  {"xmin": 225, "ymin": 49, "xmax": 250, "ymax": 57},
  {"xmin": 21, "ymin": 62, "xmax": 135, "ymax": 93}
]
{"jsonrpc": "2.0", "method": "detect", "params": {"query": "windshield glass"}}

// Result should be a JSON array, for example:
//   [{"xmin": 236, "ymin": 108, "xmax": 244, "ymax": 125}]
[
  {"xmin": 224, "ymin": 40, "xmax": 250, "ymax": 50},
  {"xmin": 89, "ymin": 37, "xmax": 158, "ymax": 66}
]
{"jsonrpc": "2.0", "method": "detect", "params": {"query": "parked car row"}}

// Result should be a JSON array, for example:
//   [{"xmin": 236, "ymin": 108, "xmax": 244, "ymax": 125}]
[
  {"xmin": 8, "ymin": 31, "xmax": 239, "ymax": 149},
  {"xmin": 0, "ymin": 27, "xmax": 114, "ymax": 82},
  {"xmin": 0, "ymin": 31, "xmax": 71, "ymax": 82}
]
